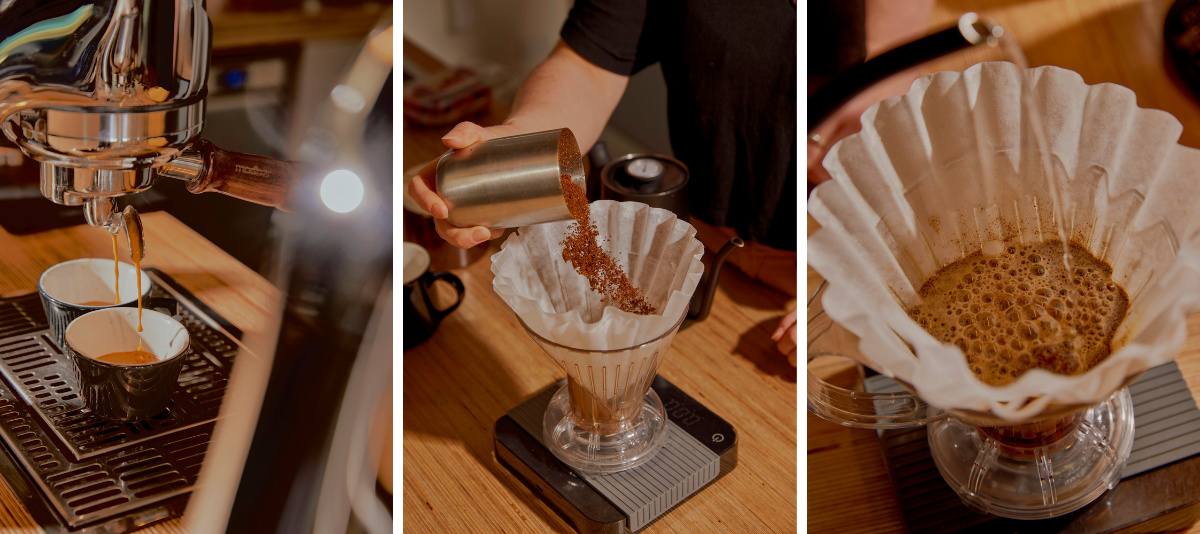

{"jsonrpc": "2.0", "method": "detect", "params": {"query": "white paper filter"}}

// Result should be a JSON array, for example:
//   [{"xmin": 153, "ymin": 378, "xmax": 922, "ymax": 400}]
[
  {"xmin": 809, "ymin": 62, "xmax": 1200, "ymax": 422},
  {"xmin": 494, "ymin": 199, "xmax": 705, "ymax": 391}
]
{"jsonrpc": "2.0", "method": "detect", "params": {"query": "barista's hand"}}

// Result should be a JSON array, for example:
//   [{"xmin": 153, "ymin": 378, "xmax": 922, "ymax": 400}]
[
  {"xmin": 772, "ymin": 309, "xmax": 799, "ymax": 367},
  {"xmin": 408, "ymin": 121, "xmax": 525, "ymax": 249}
]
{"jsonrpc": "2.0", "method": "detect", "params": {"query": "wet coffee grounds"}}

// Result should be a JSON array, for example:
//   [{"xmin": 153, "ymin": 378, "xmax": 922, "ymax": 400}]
[
  {"xmin": 907, "ymin": 241, "xmax": 1128, "ymax": 386},
  {"xmin": 559, "ymin": 174, "xmax": 655, "ymax": 315}
]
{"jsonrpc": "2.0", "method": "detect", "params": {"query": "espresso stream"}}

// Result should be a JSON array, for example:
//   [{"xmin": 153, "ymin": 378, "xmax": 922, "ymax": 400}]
[
  {"xmin": 110, "ymin": 233, "xmax": 120, "ymax": 305},
  {"xmin": 99, "ymin": 220, "xmax": 147, "ymax": 359},
  {"xmin": 907, "ymin": 241, "xmax": 1128, "ymax": 386}
]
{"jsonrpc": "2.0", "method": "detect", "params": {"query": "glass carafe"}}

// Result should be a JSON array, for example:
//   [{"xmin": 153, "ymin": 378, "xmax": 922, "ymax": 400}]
[{"xmin": 808, "ymin": 280, "xmax": 1136, "ymax": 519}]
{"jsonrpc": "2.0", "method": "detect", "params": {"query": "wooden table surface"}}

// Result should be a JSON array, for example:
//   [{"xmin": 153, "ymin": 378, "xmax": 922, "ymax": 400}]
[
  {"xmin": 0, "ymin": 212, "xmax": 280, "ymax": 532},
  {"xmin": 809, "ymin": 1, "xmax": 1200, "ymax": 532},
  {"xmin": 401, "ymin": 110, "xmax": 799, "ymax": 531}
]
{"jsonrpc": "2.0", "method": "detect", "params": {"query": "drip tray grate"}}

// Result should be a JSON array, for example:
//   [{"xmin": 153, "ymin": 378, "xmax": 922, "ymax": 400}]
[{"xmin": 0, "ymin": 269, "xmax": 240, "ymax": 529}]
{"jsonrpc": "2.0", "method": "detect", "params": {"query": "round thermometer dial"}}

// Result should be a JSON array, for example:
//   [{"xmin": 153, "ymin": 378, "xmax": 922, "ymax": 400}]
[{"xmin": 626, "ymin": 158, "xmax": 664, "ymax": 180}]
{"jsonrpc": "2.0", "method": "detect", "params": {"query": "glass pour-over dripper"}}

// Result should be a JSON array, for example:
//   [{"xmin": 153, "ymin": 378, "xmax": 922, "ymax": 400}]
[
  {"xmin": 519, "ymin": 309, "xmax": 687, "ymax": 474},
  {"xmin": 808, "ymin": 280, "xmax": 1136, "ymax": 519}
]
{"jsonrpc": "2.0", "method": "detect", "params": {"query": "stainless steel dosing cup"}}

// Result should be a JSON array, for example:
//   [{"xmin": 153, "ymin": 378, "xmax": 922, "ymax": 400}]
[{"xmin": 436, "ymin": 128, "xmax": 586, "ymax": 228}]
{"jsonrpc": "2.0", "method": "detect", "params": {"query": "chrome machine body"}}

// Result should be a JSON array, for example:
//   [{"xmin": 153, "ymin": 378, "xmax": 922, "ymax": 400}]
[{"xmin": 0, "ymin": 1, "xmax": 211, "ymax": 232}]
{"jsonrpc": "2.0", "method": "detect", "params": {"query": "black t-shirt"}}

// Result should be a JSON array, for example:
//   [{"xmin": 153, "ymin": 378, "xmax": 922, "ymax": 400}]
[
  {"xmin": 807, "ymin": 0, "xmax": 865, "ymax": 83},
  {"xmin": 562, "ymin": 0, "xmax": 797, "ymax": 251},
  {"xmin": 806, "ymin": 1, "xmax": 864, "ymax": 197}
]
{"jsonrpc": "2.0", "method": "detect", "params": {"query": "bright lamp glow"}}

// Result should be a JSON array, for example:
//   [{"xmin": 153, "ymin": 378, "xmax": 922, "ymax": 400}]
[
  {"xmin": 330, "ymin": 84, "xmax": 365, "ymax": 113},
  {"xmin": 320, "ymin": 169, "xmax": 364, "ymax": 213}
]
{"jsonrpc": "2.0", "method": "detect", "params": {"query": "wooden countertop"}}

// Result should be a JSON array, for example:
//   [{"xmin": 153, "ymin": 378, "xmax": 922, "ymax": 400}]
[
  {"xmin": 809, "ymin": 1, "xmax": 1200, "ymax": 532},
  {"xmin": 402, "ymin": 93, "xmax": 799, "ymax": 531},
  {"xmin": 0, "ymin": 212, "xmax": 280, "ymax": 532}
]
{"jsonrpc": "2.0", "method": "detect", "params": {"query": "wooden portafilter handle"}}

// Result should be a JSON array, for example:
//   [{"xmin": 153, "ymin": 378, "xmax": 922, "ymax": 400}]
[{"xmin": 157, "ymin": 139, "xmax": 303, "ymax": 212}]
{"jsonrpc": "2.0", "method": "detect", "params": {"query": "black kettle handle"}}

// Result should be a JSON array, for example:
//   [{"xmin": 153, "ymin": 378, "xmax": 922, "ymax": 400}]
[
  {"xmin": 808, "ymin": 13, "xmax": 1000, "ymax": 133},
  {"xmin": 688, "ymin": 237, "xmax": 745, "ymax": 322}
]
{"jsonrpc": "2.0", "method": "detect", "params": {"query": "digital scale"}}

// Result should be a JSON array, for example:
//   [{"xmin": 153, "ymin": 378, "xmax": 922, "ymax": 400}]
[
  {"xmin": 495, "ymin": 375, "xmax": 737, "ymax": 533},
  {"xmin": 867, "ymin": 362, "xmax": 1200, "ymax": 534}
]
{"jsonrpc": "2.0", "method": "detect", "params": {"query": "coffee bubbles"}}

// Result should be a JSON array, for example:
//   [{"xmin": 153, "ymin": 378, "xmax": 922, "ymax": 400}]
[{"xmin": 907, "ymin": 241, "xmax": 1128, "ymax": 386}]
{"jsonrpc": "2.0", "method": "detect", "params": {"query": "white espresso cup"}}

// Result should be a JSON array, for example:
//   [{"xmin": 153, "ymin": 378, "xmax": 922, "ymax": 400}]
[
  {"xmin": 38, "ymin": 259, "xmax": 153, "ymax": 348},
  {"xmin": 63, "ymin": 308, "xmax": 190, "ymax": 421}
]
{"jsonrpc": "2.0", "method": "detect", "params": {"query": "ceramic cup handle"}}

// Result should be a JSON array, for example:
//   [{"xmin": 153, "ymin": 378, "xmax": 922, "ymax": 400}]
[
  {"xmin": 424, "ymin": 271, "xmax": 465, "ymax": 324},
  {"xmin": 139, "ymin": 297, "xmax": 181, "ymax": 321}
]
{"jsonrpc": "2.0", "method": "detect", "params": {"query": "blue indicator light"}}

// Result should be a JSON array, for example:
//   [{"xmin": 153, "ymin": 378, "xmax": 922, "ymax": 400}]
[{"xmin": 224, "ymin": 68, "xmax": 246, "ymax": 89}]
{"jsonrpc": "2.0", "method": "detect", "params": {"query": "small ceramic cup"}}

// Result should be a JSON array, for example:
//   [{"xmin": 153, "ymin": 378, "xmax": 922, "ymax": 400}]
[
  {"xmin": 63, "ymin": 308, "xmax": 189, "ymax": 421},
  {"xmin": 404, "ymin": 242, "xmax": 464, "ymax": 349},
  {"xmin": 38, "ymin": 258, "xmax": 154, "ymax": 349}
]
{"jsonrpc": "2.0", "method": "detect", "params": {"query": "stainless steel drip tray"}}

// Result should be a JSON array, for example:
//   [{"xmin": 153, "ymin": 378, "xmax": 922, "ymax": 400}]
[
  {"xmin": 0, "ymin": 269, "xmax": 240, "ymax": 530},
  {"xmin": 0, "ymin": 331, "xmax": 225, "ymax": 461}
]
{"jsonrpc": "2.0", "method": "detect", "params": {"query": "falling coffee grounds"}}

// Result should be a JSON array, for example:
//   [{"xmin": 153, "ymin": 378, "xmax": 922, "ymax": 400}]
[
  {"xmin": 906, "ymin": 241, "xmax": 1128, "ymax": 386},
  {"xmin": 559, "ymin": 175, "xmax": 655, "ymax": 315}
]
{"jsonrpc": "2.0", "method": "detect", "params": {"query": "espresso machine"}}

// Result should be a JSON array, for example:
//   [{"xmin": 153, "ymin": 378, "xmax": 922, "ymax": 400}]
[
  {"xmin": 0, "ymin": 1, "xmax": 302, "ymax": 245},
  {"xmin": 0, "ymin": 2, "xmax": 393, "ymax": 533}
]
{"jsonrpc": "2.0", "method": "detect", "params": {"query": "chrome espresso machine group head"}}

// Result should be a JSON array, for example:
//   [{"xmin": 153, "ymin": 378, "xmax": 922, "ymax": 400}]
[{"xmin": 0, "ymin": 1, "xmax": 300, "ymax": 234}]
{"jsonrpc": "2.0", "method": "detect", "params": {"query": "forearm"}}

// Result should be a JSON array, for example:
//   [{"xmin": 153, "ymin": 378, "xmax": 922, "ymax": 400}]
[{"xmin": 502, "ymin": 40, "xmax": 629, "ymax": 152}]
